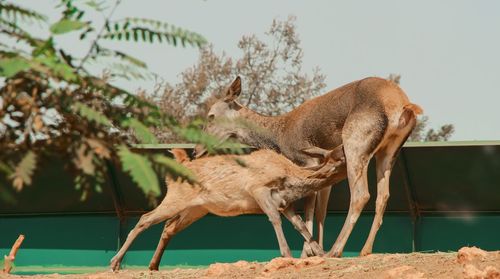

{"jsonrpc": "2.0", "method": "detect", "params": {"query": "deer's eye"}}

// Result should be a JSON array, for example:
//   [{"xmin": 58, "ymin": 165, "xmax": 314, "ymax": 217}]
[{"xmin": 208, "ymin": 114, "xmax": 215, "ymax": 121}]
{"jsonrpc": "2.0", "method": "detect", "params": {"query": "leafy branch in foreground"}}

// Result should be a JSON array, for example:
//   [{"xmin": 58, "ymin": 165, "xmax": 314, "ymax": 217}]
[
  {"xmin": 0, "ymin": 0, "xmax": 220, "ymax": 204},
  {"xmin": 102, "ymin": 17, "xmax": 207, "ymax": 47}
]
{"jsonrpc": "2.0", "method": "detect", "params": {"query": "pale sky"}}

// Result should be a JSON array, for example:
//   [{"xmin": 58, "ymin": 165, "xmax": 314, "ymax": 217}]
[{"xmin": 21, "ymin": 0, "xmax": 500, "ymax": 140}]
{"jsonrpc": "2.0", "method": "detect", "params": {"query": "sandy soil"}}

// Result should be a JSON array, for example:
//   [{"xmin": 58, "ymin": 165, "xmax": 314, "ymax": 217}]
[{"xmin": 3, "ymin": 247, "xmax": 500, "ymax": 279}]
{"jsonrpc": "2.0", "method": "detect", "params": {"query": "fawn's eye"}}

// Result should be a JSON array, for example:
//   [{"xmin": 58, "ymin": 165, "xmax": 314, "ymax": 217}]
[{"xmin": 208, "ymin": 114, "xmax": 215, "ymax": 121}]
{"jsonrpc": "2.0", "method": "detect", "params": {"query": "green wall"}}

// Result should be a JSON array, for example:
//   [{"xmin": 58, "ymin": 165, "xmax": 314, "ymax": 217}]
[
  {"xmin": 1, "ymin": 212, "xmax": 499, "ymax": 271},
  {"xmin": 1, "ymin": 142, "xmax": 500, "ymax": 273}
]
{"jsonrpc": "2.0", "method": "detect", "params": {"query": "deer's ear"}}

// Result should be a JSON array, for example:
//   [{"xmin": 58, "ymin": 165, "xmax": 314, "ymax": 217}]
[{"xmin": 224, "ymin": 76, "xmax": 241, "ymax": 102}]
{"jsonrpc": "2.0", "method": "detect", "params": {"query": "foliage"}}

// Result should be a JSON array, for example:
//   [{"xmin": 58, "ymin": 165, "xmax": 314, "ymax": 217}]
[
  {"xmin": 0, "ymin": 0, "xmax": 216, "ymax": 204},
  {"xmin": 154, "ymin": 17, "xmax": 326, "ymax": 142},
  {"xmin": 409, "ymin": 115, "xmax": 455, "ymax": 142},
  {"xmin": 117, "ymin": 145, "xmax": 160, "ymax": 197},
  {"xmin": 387, "ymin": 74, "xmax": 455, "ymax": 141},
  {"xmin": 9, "ymin": 151, "xmax": 36, "ymax": 191},
  {"xmin": 102, "ymin": 17, "xmax": 207, "ymax": 47}
]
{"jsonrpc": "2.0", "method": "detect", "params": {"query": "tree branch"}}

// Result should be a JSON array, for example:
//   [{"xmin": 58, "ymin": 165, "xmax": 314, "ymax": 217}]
[{"xmin": 76, "ymin": 0, "xmax": 122, "ymax": 72}]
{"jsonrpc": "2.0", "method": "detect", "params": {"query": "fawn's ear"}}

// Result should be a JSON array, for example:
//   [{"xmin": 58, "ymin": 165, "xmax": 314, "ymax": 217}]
[
  {"xmin": 224, "ymin": 76, "xmax": 241, "ymax": 102},
  {"xmin": 170, "ymin": 149, "xmax": 190, "ymax": 163},
  {"xmin": 301, "ymin": 144, "xmax": 345, "ymax": 165},
  {"xmin": 301, "ymin": 146, "xmax": 329, "ymax": 159}
]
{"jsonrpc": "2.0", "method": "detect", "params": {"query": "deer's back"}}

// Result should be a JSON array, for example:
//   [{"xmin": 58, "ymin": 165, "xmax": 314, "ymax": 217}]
[
  {"xmin": 173, "ymin": 150, "xmax": 309, "ymax": 216},
  {"xmin": 279, "ymin": 77, "xmax": 410, "ymax": 163}
]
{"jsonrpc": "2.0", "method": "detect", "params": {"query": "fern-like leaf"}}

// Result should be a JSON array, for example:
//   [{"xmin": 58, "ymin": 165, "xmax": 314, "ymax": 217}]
[
  {"xmin": 121, "ymin": 118, "xmax": 158, "ymax": 144},
  {"xmin": 102, "ymin": 18, "xmax": 207, "ymax": 48},
  {"xmin": 0, "ymin": 2, "xmax": 47, "ymax": 24},
  {"xmin": 9, "ymin": 151, "xmax": 37, "ymax": 191},
  {"xmin": 0, "ymin": 17, "xmax": 43, "ymax": 47},
  {"xmin": 0, "ymin": 56, "xmax": 30, "ymax": 77},
  {"xmin": 73, "ymin": 101, "xmax": 112, "ymax": 127},
  {"xmin": 0, "ymin": 161, "xmax": 13, "ymax": 175},
  {"xmin": 153, "ymin": 154, "xmax": 197, "ymax": 184},
  {"xmin": 117, "ymin": 145, "xmax": 161, "ymax": 197}
]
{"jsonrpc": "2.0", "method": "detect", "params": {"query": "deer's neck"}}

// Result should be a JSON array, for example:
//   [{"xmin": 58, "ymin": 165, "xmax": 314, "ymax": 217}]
[{"xmin": 237, "ymin": 107, "xmax": 285, "ymax": 152}]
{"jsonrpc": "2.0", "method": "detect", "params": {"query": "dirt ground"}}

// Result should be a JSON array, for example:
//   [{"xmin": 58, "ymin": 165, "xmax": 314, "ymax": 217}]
[{"xmin": 3, "ymin": 247, "xmax": 500, "ymax": 279}]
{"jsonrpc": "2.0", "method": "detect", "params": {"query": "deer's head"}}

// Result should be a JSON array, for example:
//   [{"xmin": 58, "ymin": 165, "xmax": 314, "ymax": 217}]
[{"xmin": 194, "ymin": 77, "xmax": 245, "ymax": 157}]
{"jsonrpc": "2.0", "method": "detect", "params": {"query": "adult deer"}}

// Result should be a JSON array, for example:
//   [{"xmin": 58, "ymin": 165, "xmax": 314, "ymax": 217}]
[{"xmin": 195, "ymin": 76, "xmax": 422, "ymax": 257}]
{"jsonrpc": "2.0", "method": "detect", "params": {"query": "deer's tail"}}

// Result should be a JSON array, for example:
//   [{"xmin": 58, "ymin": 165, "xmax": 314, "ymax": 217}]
[{"xmin": 398, "ymin": 103, "xmax": 423, "ymax": 129}]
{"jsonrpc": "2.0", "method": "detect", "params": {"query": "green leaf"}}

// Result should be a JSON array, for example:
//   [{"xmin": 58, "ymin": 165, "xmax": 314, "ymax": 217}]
[
  {"xmin": 121, "ymin": 118, "xmax": 158, "ymax": 144},
  {"xmin": 0, "ymin": 2, "xmax": 47, "ymax": 23},
  {"xmin": 85, "ymin": 0, "xmax": 107, "ymax": 12},
  {"xmin": 9, "ymin": 151, "xmax": 37, "ymax": 191},
  {"xmin": 34, "ymin": 54, "xmax": 76, "ymax": 81},
  {"xmin": 0, "ymin": 184, "xmax": 17, "ymax": 205},
  {"xmin": 118, "ymin": 145, "xmax": 161, "ymax": 197},
  {"xmin": 50, "ymin": 19, "xmax": 87, "ymax": 34},
  {"xmin": 32, "ymin": 38, "xmax": 55, "ymax": 57},
  {"xmin": 73, "ymin": 102, "xmax": 112, "ymax": 127},
  {"xmin": 133, "ymin": 29, "xmax": 138, "ymax": 41},
  {"xmin": 0, "ymin": 57, "xmax": 30, "ymax": 78},
  {"xmin": 154, "ymin": 154, "xmax": 197, "ymax": 184},
  {"xmin": 0, "ymin": 161, "xmax": 13, "ymax": 175}
]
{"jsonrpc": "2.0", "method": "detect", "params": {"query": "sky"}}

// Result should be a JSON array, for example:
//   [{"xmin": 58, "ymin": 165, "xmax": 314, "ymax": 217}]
[{"xmin": 21, "ymin": 0, "xmax": 500, "ymax": 140}]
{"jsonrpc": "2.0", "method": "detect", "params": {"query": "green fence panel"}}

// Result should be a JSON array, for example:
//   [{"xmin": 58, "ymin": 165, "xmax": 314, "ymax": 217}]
[{"xmin": 1, "ymin": 141, "xmax": 499, "ymax": 272}]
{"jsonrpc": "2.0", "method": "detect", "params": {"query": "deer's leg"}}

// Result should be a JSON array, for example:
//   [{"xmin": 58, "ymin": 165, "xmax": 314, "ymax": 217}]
[
  {"xmin": 149, "ymin": 207, "xmax": 208, "ymax": 270},
  {"xmin": 315, "ymin": 186, "xmax": 332, "ymax": 250},
  {"xmin": 326, "ymin": 113, "xmax": 384, "ymax": 258},
  {"xmin": 283, "ymin": 206, "xmax": 324, "ymax": 256},
  {"xmin": 326, "ymin": 159, "xmax": 370, "ymax": 258},
  {"xmin": 359, "ymin": 127, "xmax": 412, "ymax": 256},
  {"xmin": 300, "ymin": 192, "xmax": 316, "ymax": 258},
  {"xmin": 110, "ymin": 203, "xmax": 185, "ymax": 271},
  {"xmin": 358, "ymin": 150, "xmax": 394, "ymax": 256},
  {"xmin": 253, "ymin": 188, "xmax": 292, "ymax": 258}
]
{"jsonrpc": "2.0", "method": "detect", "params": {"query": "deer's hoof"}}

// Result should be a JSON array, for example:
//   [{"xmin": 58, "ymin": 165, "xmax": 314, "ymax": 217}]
[
  {"xmin": 309, "ymin": 241, "xmax": 324, "ymax": 256},
  {"xmin": 326, "ymin": 248, "xmax": 342, "ymax": 258},
  {"xmin": 301, "ymin": 243, "xmax": 315, "ymax": 258},
  {"xmin": 148, "ymin": 262, "xmax": 160, "ymax": 271},
  {"xmin": 359, "ymin": 248, "xmax": 372, "ymax": 257},
  {"xmin": 110, "ymin": 257, "xmax": 121, "ymax": 272}
]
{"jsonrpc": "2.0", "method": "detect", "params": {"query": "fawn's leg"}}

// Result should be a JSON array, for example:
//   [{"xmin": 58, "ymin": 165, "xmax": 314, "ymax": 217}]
[
  {"xmin": 110, "ymin": 203, "xmax": 186, "ymax": 271},
  {"xmin": 315, "ymin": 186, "xmax": 332, "ymax": 249},
  {"xmin": 253, "ymin": 188, "xmax": 292, "ymax": 258},
  {"xmin": 300, "ymin": 193, "xmax": 316, "ymax": 258},
  {"xmin": 149, "ymin": 207, "xmax": 208, "ymax": 270},
  {"xmin": 283, "ymin": 206, "xmax": 324, "ymax": 256}
]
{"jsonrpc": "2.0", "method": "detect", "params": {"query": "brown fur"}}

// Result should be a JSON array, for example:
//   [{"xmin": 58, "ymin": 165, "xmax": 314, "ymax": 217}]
[
  {"xmin": 399, "ymin": 104, "xmax": 423, "ymax": 129},
  {"xmin": 110, "ymin": 147, "xmax": 345, "ymax": 271},
  {"xmin": 170, "ymin": 149, "xmax": 190, "ymax": 163},
  {"xmin": 197, "ymin": 76, "xmax": 422, "ymax": 257}
]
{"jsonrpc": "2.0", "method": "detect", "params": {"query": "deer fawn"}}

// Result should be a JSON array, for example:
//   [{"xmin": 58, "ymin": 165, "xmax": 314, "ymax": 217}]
[
  {"xmin": 110, "ymin": 145, "xmax": 345, "ymax": 271},
  {"xmin": 196, "ymin": 76, "xmax": 422, "ymax": 257}
]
